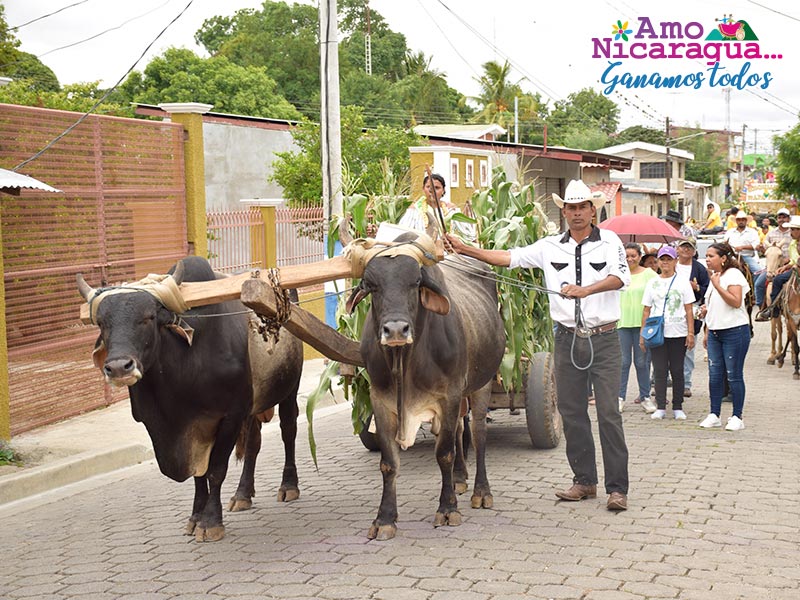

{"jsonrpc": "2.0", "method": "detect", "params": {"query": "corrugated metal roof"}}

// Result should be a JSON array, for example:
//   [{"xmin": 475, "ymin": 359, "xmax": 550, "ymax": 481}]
[{"xmin": 0, "ymin": 168, "xmax": 61, "ymax": 195}]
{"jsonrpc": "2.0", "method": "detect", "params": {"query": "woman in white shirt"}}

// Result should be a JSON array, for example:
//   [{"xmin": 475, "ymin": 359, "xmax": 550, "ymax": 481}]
[
  {"xmin": 698, "ymin": 242, "xmax": 751, "ymax": 431},
  {"xmin": 398, "ymin": 173, "xmax": 475, "ymax": 241},
  {"xmin": 640, "ymin": 246, "xmax": 696, "ymax": 420}
]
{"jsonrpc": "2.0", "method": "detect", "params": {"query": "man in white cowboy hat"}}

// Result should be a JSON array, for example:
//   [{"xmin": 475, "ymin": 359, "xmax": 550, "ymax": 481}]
[
  {"xmin": 757, "ymin": 214, "xmax": 800, "ymax": 320},
  {"xmin": 446, "ymin": 179, "xmax": 631, "ymax": 511}
]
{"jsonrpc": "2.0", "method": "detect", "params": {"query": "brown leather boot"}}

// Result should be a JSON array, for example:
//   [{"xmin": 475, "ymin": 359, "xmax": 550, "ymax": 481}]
[
  {"xmin": 607, "ymin": 492, "xmax": 628, "ymax": 511},
  {"xmin": 555, "ymin": 483, "xmax": 597, "ymax": 501}
]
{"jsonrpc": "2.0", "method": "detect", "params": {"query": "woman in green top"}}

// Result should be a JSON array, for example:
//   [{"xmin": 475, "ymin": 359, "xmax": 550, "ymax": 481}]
[{"xmin": 618, "ymin": 243, "xmax": 657, "ymax": 408}]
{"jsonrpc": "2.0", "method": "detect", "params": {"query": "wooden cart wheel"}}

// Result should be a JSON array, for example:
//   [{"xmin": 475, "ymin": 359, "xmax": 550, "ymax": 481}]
[
  {"xmin": 525, "ymin": 351, "xmax": 562, "ymax": 449},
  {"xmin": 358, "ymin": 412, "xmax": 380, "ymax": 451}
]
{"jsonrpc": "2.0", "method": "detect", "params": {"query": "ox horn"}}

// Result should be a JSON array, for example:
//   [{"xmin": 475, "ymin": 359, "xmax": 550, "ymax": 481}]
[
  {"xmin": 172, "ymin": 259, "xmax": 185, "ymax": 285},
  {"xmin": 338, "ymin": 214, "xmax": 354, "ymax": 247},
  {"xmin": 76, "ymin": 273, "xmax": 96, "ymax": 302}
]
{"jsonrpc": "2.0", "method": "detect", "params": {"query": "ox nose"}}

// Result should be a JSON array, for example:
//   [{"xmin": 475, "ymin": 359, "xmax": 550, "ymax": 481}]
[
  {"xmin": 103, "ymin": 357, "xmax": 142, "ymax": 385},
  {"xmin": 381, "ymin": 320, "xmax": 413, "ymax": 346}
]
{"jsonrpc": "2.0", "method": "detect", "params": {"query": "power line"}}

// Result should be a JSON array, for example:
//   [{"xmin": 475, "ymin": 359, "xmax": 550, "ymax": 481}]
[
  {"xmin": 14, "ymin": 0, "xmax": 197, "ymax": 171},
  {"xmin": 745, "ymin": 0, "xmax": 800, "ymax": 23},
  {"xmin": 9, "ymin": 0, "xmax": 90, "ymax": 30}
]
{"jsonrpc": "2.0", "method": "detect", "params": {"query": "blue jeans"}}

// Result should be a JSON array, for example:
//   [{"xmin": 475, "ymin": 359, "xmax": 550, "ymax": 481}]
[
  {"xmin": 683, "ymin": 343, "xmax": 695, "ymax": 389},
  {"xmin": 754, "ymin": 270, "xmax": 767, "ymax": 307},
  {"xmin": 707, "ymin": 324, "xmax": 750, "ymax": 419},
  {"xmin": 740, "ymin": 254, "xmax": 762, "ymax": 279},
  {"xmin": 770, "ymin": 270, "xmax": 792, "ymax": 304},
  {"xmin": 618, "ymin": 327, "xmax": 649, "ymax": 400}
]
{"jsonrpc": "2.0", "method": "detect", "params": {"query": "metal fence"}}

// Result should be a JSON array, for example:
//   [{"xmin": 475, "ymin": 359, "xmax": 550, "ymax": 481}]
[
  {"xmin": 1, "ymin": 103, "xmax": 187, "ymax": 435},
  {"xmin": 275, "ymin": 203, "xmax": 325, "ymax": 267},
  {"xmin": 207, "ymin": 204, "xmax": 325, "ymax": 274}
]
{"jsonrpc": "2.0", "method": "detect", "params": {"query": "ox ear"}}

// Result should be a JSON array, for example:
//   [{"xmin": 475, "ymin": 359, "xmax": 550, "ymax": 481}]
[
  {"xmin": 92, "ymin": 337, "xmax": 107, "ymax": 370},
  {"xmin": 420, "ymin": 269, "xmax": 450, "ymax": 315},
  {"xmin": 346, "ymin": 283, "xmax": 370, "ymax": 314}
]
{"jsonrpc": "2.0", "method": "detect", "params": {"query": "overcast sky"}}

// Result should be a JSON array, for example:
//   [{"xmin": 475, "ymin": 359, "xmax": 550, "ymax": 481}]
[{"xmin": 5, "ymin": 0, "xmax": 799, "ymax": 153}]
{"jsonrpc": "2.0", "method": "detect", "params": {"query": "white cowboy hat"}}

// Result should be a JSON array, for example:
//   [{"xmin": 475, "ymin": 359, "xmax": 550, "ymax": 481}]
[
  {"xmin": 552, "ymin": 180, "xmax": 605, "ymax": 209},
  {"xmin": 786, "ymin": 215, "xmax": 800, "ymax": 229}
]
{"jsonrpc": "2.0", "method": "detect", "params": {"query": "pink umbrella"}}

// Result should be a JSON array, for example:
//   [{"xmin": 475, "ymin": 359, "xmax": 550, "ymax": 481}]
[{"xmin": 597, "ymin": 213, "xmax": 685, "ymax": 244}]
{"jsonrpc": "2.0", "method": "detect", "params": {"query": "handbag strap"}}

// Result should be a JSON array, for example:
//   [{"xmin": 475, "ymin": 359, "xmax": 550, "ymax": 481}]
[{"xmin": 659, "ymin": 275, "xmax": 676, "ymax": 316}]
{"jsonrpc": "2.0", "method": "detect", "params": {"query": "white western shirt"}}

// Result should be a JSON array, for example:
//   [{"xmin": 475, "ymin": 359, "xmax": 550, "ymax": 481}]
[
  {"xmin": 508, "ymin": 226, "xmax": 630, "ymax": 328},
  {"xmin": 723, "ymin": 227, "xmax": 760, "ymax": 256}
]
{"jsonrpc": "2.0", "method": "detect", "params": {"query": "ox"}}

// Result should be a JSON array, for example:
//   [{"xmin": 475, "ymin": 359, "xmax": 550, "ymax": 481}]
[
  {"xmin": 346, "ymin": 235, "xmax": 505, "ymax": 540},
  {"xmin": 77, "ymin": 256, "xmax": 303, "ymax": 541}
]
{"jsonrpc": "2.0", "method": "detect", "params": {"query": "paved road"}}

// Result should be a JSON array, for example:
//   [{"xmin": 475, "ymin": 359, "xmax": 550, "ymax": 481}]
[{"xmin": 2, "ymin": 323, "xmax": 799, "ymax": 599}]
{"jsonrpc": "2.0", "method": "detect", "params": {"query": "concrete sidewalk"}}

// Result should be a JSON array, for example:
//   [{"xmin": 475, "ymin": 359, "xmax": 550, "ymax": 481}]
[{"xmin": 0, "ymin": 358, "xmax": 348, "ymax": 506}]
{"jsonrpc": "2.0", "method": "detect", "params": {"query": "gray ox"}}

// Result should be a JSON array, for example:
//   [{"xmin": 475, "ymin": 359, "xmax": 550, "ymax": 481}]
[
  {"xmin": 77, "ymin": 256, "xmax": 303, "ymax": 541},
  {"xmin": 346, "ymin": 236, "xmax": 505, "ymax": 540}
]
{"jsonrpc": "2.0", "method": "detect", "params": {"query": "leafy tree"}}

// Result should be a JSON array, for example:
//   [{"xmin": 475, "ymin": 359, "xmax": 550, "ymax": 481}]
[
  {"xmin": 195, "ymin": 2, "xmax": 320, "ymax": 114},
  {"xmin": 119, "ymin": 48, "xmax": 300, "ymax": 120},
  {"xmin": 271, "ymin": 106, "xmax": 422, "ymax": 204},
  {"xmin": 0, "ymin": 5, "xmax": 59, "ymax": 92},
  {"xmin": 471, "ymin": 60, "xmax": 544, "ymax": 140},
  {"xmin": 0, "ymin": 80, "xmax": 130, "ymax": 115},
  {"xmin": 615, "ymin": 125, "xmax": 665, "ymax": 145},
  {"xmin": 672, "ymin": 126, "xmax": 727, "ymax": 186},
  {"xmin": 561, "ymin": 126, "xmax": 610, "ymax": 151},
  {"xmin": 775, "ymin": 122, "xmax": 800, "ymax": 199},
  {"xmin": 547, "ymin": 88, "xmax": 620, "ymax": 144},
  {"xmin": 339, "ymin": 69, "xmax": 404, "ymax": 127}
]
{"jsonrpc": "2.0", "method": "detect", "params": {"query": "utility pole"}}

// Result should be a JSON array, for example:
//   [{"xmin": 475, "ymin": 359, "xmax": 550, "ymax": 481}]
[
  {"xmin": 514, "ymin": 96, "xmax": 519, "ymax": 144},
  {"xmin": 319, "ymin": 0, "xmax": 343, "ymax": 225},
  {"xmin": 364, "ymin": 1, "xmax": 372, "ymax": 75},
  {"xmin": 665, "ymin": 116, "xmax": 671, "ymax": 212},
  {"xmin": 739, "ymin": 123, "xmax": 746, "ymax": 192}
]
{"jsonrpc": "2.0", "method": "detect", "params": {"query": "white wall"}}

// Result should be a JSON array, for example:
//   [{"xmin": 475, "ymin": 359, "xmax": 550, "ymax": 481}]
[{"xmin": 203, "ymin": 122, "xmax": 298, "ymax": 210}]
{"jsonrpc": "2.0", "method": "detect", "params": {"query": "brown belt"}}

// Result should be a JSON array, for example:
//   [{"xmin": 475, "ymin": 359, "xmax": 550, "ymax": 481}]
[{"xmin": 558, "ymin": 321, "xmax": 618, "ymax": 338}]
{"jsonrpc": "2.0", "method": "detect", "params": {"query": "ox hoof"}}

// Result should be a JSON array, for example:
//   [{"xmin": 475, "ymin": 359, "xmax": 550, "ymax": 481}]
[
  {"xmin": 433, "ymin": 510, "xmax": 462, "ymax": 527},
  {"xmin": 454, "ymin": 481, "xmax": 468, "ymax": 495},
  {"xmin": 184, "ymin": 519, "xmax": 197, "ymax": 536},
  {"xmin": 367, "ymin": 522, "xmax": 397, "ymax": 541},
  {"xmin": 794, "ymin": 373, "xmax": 800, "ymax": 380},
  {"xmin": 277, "ymin": 486, "xmax": 300, "ymax": 502},
  {"xmin": 767, "ymin": 357, "xmax": 776, "ymax": 365},
  {"xmin": 227, "ymin": 497, "xmax": 253, "ymax": 512},
  {"xmin": 194, "ymin": 524, "xmax": 225, "ymax": 542},
  {"xmin": 471, "ymin": 492, "xmax": 494, "ymax": 509}
]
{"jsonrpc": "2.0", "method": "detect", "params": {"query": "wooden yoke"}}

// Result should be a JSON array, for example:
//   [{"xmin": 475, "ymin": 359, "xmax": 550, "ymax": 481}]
[
  {"xmin": 78, "ymin": 239, "xmax": 444, "ymax": 366},
  {"xmin": 241, "ymin": 277, "xmax": 364, "ymax": 366}
]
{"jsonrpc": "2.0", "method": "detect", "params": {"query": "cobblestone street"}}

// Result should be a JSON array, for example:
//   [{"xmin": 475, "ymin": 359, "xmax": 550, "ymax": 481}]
[{"xmin": 2, "ymin": 323, "xmax": 799, "ymax": 599}]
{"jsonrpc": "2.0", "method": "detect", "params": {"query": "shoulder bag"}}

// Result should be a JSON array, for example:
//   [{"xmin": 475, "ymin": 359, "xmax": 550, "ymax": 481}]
[{"xmin": 641, "ymin": 275, "xmax": 676, "ymax": 349}]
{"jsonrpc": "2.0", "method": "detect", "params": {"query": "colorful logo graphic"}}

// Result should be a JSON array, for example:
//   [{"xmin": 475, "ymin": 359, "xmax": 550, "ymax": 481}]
[
  {"xmin": 707, "ymin": 14, "xmax": 758, "ymax": 41},
  {"xmin": 591, "ymin": 15, "xmax": 781, "ymax": 94},
  {"xmin": 612, "ymin": 20, "xmax": 633, "ymax": 41}
]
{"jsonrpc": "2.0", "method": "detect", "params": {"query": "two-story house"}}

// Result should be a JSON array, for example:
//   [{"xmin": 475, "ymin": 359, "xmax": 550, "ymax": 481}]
[{"xmin": 599, "ymin": 142, "xmax": 695, "ymax": 218}]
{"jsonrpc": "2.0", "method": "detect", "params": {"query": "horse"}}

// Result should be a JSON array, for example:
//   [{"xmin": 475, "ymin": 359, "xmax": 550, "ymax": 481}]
[
  {"xmin": 776, "ymin": 268, "xmax": 800, "ymax": 380},
  {"xmin": 763, "ymin": 244, "xmax": 786, "ymax": 365}
]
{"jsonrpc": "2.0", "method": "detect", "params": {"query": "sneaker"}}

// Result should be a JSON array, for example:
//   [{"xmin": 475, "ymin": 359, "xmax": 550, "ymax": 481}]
[
  {"xmin": 651, "ymin": 409, "xmax": 666, "ymax": 419},
  {"xmin": 618, "ymin": 397, "xmax": 625, "ymax": 412},
  {"xmin": 699, "ymin": 413, "xmax": 722, "ymax": 428},
  {"xmin": 725, "ymin": 416, "xmax": 745, "ymax": 431},
  {"xmin": 673, "ymin": 410, "xmax": 687, "ymax": 420},
  {"xmin": 641, "ymin": 398, "xmax": 658, "ymax": 414}
]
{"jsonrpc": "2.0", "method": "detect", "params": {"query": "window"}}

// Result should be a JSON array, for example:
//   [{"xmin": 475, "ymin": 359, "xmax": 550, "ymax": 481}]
[{"xmin": 640, "ymin": 162, "xmax": 668, "ymax": 179}]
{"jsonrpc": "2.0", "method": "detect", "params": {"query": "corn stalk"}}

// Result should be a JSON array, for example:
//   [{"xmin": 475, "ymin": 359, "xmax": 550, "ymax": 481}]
[{"xmin": 471, "ymin": 170, "xmax": 553, "ymax": 392}]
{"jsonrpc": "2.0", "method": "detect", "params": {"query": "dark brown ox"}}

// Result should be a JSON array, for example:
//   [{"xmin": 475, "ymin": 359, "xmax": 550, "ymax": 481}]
[
  {"xmin": 347, "ymin": 238, "xmax": 505, "ymax": 540},
  {"xmin": 77, "ymin": 256, "xmax": 303, "ymax": 541}
]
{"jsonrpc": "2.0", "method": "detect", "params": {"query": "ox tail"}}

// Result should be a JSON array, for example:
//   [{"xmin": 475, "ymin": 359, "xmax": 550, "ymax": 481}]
[{"xmin": 235, "ymin": 419, "xmax": 249, "ymax": 462}]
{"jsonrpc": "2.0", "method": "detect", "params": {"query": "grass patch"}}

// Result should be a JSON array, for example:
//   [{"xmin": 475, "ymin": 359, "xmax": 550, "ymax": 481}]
[{"xmin": 0, "ymin": 440, "xmax": 22, "ymax": 466}]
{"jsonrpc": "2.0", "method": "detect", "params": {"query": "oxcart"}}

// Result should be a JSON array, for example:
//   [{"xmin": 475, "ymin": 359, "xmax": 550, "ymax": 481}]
[{"xmin": 81, "ymin": 246, "xmax": 561, "ymax": 450}]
